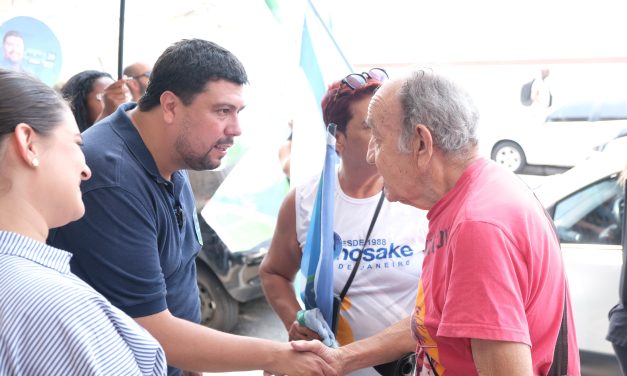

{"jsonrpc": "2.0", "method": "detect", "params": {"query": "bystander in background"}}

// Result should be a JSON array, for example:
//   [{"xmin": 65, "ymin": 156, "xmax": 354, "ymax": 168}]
[
  {"xmin": 61, "ymin": 70, "xmax": 131, "ymax": 132},
  {"xmin": 531, "ymin": 68, "xmax": 552, "ymax": 108},
  {"xmin": 123, "ymin": 62, "xmax": 152, "ymax": 102}
]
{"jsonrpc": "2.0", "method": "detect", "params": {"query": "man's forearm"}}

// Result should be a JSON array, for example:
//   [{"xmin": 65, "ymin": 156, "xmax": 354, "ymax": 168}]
[
  {"xmin": 136, "ymin": 311, "xmax": 278, "ymax": 371},
  {"xmin": 339, "ymin": 316, "xmax": 415, "ymax": 373},
  {"xmin": 135, "ymin": 309, "xmax": 338, "ymax": 375}
]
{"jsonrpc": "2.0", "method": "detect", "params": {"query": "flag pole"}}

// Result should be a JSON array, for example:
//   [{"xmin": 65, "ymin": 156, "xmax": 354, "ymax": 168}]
[
  {"xmin": 117, "ymin": 0, "xmax": 126, "ymax": 79},
  {"xmin": 305, "ymin": 0, "xmax": 352, "ymax": 70}
]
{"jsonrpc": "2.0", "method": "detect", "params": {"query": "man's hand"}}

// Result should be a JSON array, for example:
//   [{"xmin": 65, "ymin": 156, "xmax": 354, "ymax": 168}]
[
  {"xmin": 263, "ymin": 341, "xmax": 337, "ymax": 376},
  {"xmin": 290, "ymin": 340, "xmax": 344, "ymax": 375},
  {"xmin": 289, "ymin": 321, "xmax": 323, "ymax": 342}
]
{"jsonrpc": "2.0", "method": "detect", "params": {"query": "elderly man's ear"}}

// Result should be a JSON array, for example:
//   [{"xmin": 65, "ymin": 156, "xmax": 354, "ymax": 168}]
[
  {"xmin": 414, "ymin": 124, "xmax": 433, "ymax": 163},
  {"xmin": 366, "ymin": 137, "xmax": 376, "ymax": 165}
]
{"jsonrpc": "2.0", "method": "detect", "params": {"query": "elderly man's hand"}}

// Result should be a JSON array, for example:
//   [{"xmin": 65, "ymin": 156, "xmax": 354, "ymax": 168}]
[
  {"xmin": 263, "ymin": 341, "xmax": 338, "ymax": 376},
  {"xmin": 290, "ymin": 340, "xmax": 344, "ymax": 375}
]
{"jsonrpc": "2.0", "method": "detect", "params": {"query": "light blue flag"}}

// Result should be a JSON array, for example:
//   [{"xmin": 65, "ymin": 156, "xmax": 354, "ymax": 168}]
[
  {"xmin": 300, "ymin": 123, "xmax": 341, "ymax": 327},
  {"xmin": 299, "ymin": 0, "xmax": 353, "ymax": 106},
  {"xmin": 263, "ymin": 0, "xmax": 353, "ymax": 189},
  {"xmin": 294, "ymin": 0, "xmax": 352, "ymax": 329}
]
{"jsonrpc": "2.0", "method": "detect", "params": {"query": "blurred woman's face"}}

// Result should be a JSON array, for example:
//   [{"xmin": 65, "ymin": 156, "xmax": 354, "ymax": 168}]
[
  {"xmin": 338, "ymin": 95, "xmax": 376, "ymax": 168},
  {"xmin": 37, "ymin": 108, "xmax": 92, "ymax": 228},
  {"xmin": 87, "ymin": 76, "xmax": 114, "ymax": 125}
]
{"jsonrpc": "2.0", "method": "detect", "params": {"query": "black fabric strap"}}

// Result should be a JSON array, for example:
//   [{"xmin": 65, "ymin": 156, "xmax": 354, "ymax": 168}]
[
  {"xmin": 535, "ymin": 192, "xmax": 569, "ymax": 376},
  {"xmin": 547, "ymin": 292, "xmax": 569, "ymax": 376},
  {"xmin": 338, "ymin": 191, "xmax": 385, "ymax": 301}
]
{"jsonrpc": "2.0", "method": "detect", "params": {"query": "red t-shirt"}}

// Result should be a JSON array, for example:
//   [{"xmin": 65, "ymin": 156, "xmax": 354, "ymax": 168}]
[{"xmin": 411, "ymin": 158, "xmax": 580, "ymax": 375}]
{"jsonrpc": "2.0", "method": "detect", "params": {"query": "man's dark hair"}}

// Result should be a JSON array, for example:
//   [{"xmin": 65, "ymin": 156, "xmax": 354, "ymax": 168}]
[
  {"xmin": 138, "ymin": 39, "xmax": 248, "ymax": 111},
  {"xmin": 61, "ymin": 70, "xmax": 113, "ymax": 132},
  {"xmin": 3, "ymin": 30, "xmax": 23, "ymax": 44}
]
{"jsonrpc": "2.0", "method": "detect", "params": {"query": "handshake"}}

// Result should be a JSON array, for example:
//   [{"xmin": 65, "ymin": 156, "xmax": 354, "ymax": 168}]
[
  {"xmin": 264, "ymin": 308, "xmax": 344, "ymax": 375},
  {"xmin": 262, "ymin": 340, "xmax": 343, "ymax": 376},
  {"xmin": 261, "ymin": 314, "xmax": 415, "ymax": 376}
]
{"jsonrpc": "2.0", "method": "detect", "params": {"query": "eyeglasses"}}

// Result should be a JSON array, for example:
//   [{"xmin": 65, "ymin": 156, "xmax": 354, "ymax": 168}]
[
  {"xmin": 341, "ymin": 68, "xmax": 388, "ymax": 90},
  {"xmin": 131, "ymin": 71, "xmax": 151, "ymax": 80}
]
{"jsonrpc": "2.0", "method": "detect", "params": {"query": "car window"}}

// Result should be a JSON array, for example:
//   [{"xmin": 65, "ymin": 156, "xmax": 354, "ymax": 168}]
[
  {"xmin": 553, "ymin": 176, "xmax": 623, "ymax": 245},
  {"xmin": 546, "ymin": 102, "xmax": 596, "ymax": 122},
  {"xmin": 597, "ymin": 100, "xmax": 627, "ymax": 121}
]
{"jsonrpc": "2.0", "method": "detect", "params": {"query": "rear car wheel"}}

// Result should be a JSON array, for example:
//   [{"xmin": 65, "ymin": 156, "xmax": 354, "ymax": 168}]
[
  {"xmin": 491, "ymin": 141, "xmax": 526, "ymax": 173},
  {"xmin": 197, "ymin": 263, "xmax": 239, "ymax": 332}
]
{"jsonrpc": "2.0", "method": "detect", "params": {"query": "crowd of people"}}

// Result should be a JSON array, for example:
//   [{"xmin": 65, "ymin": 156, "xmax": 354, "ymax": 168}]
[{"xmin": 1, "ymin": 34, "xmax": 613, "ymax": 376}]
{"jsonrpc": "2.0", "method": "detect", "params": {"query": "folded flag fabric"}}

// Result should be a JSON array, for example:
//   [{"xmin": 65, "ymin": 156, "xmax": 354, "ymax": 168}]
[
  {"xmin": 300, "ymin": 123, "xmax": 339, "ymax": 328},
  {"xmin": 296, "ymin": 308, "xmax": 339, "ymax": 348}
]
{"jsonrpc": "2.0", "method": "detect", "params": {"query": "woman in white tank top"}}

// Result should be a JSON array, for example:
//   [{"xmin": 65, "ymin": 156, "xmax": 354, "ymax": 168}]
[{"xmin": 260, "ymin": 68, "xmax": 428, "ymax": 376}]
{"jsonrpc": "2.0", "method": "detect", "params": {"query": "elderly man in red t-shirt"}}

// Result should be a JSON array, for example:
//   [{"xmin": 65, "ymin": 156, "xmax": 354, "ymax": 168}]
[{"xmin": 294, "ymin": 69, "xmax": 580, "ymax": 376}]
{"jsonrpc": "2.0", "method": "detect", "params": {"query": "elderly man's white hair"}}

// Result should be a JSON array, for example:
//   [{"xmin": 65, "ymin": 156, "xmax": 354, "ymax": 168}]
[{"xmin": 397, "ymin": 69, "xmax": 480, "ymax": 159}]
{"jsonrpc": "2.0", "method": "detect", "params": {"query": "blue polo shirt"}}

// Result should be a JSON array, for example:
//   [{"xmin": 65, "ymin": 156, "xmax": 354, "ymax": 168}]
[{"xmin": 48, "ymin": 103, "xmax": 202, "ymax": 343}]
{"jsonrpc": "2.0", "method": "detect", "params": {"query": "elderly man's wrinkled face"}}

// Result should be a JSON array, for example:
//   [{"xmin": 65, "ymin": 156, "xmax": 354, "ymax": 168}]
[{"xmin": 366, "ymin": 80, "xmax": 419, "ymax": 205}]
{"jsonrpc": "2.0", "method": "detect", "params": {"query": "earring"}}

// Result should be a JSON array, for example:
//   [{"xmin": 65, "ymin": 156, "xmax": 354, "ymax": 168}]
[{"xmin": 31, "ymin": 157, "xmax": 40, "ymax": 167}]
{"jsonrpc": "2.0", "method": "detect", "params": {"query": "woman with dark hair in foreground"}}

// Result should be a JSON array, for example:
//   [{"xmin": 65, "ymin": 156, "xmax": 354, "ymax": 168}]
[{"xmin": 0, "ymin": 69, "xmax": 166, "ymax": 375}]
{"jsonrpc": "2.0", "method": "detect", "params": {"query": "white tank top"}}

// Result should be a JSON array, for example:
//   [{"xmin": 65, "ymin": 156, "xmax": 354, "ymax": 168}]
[{"xmin": 296, "ymin": 172, "xmax": 428, "ymax": 376}]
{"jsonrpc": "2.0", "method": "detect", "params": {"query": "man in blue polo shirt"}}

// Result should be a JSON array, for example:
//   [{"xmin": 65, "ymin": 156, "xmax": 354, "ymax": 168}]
[{"xmin": 48, "ymin": 39, "xmax": 335, "ymax": 376}]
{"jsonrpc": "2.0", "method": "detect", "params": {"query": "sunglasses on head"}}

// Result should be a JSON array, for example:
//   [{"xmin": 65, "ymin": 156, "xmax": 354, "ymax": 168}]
[
  {"xmin": 341, "ymin": 68, "xmax": 388, "ymax": 90},
  {"xmin": 324, "ymin": 68, "xmax": 389, "ymax": 128}
]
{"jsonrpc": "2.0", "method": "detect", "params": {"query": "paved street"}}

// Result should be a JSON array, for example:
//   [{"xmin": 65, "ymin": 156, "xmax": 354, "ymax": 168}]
[{"xmin": 228, "ymin": 297, "xmax": 287, "ymax": 342}]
